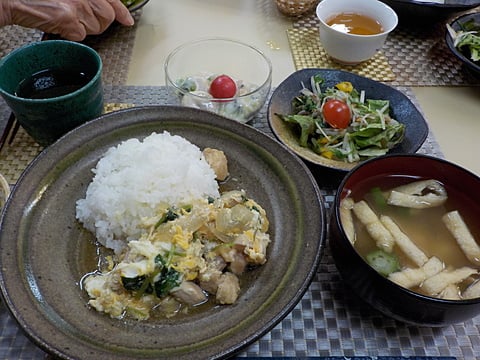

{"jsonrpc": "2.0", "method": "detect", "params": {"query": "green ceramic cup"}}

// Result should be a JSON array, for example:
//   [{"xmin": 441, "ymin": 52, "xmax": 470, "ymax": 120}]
[{"xmin": 0, "ymin": 40, "xmax": 104, "ymax": 147}]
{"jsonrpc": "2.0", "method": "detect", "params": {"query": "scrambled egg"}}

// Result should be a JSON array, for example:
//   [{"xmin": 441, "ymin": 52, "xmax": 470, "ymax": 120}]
[{"xmin": 83, "ymin": 190, "xmax": 270, "ymax": 320}]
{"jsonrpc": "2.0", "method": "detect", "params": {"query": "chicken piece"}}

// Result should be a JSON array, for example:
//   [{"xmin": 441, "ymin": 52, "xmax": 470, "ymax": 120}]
[
  {"xmin": 421, "ymin": 267, "xmax": 477, "ymax": 296},
  {"xmin": 380, "ymin": 215, "xmax": 428, "ymax": 267},
  {"xmin": 217, "ymin": 246, "xmax": 247, "ymax": 274},
  {"xmin": 203, "ymin": 148, "xmax": 229, "ymax": 181},
  {"xmin": 339, "ymin": 197, "xmax": 355, "ymax": 244},
  {"xmin": 171, "ymin": 281, "xmax": 207, "ymax": 306},
  {"xmin": 216, "ymin": 272, "xmax": 240, "ymax": 304},
  {"xmin": 198, "ymin": 256, "xmax": 227, "ymax": 294},
  {"xmin": 387, "ymin": 179, "xmax": 447, "ymax": 209},
  {"xmin": 352, "ymin": 200, "xmax": 394, "ymax": 253},
  {"xmin": 228, "ymin": 251, "xmax": 248, "ymax": 275},
  {"xmin": 208, "ymin": 255, "xmax": 228, "ymax": 272},
  {"xmin": 442, "ymin": 210, "xmax": 480, "ymax": 266},
  {"xmin": 199, "ymin": 269, "xmax": 223, "ymax": 294},
  {"xmin": 388, "ymin": 256, "xmax": 444, "ymax": 289}
]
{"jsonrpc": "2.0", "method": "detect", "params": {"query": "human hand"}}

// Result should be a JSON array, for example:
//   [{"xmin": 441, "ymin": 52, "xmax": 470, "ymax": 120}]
[{"xmin": 0, "ymin": 0, "xmax": 135, "ymax": 41}]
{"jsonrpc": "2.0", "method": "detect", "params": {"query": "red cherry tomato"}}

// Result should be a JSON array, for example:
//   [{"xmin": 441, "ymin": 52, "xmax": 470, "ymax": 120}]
[
  {"xmin": 209, "ymin": 75, "xmax": 237, "ymax": 99},
  {"xmin": 322, "ymin": 99, "xmax": 351, "ymax": 129}
]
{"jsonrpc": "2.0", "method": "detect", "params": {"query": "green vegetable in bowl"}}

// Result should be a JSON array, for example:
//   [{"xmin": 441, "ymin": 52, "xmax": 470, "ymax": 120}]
[
  {"xmin": 121, "ymin": 0, "xmax": 137, "ymax": 7},
  {"xmin": 366, "ymin": 249, "xmax": 400, "ymax": 277},
  {"xmin": 276, "ymin": 75, "xmax": 405, "ymax": 163},
  {"xmin": 447, "ymin": 19, "xmax": 480, "ymax": 63},
  {"xmin": 121, "ymin": 254, "xmax": 181, "ymax": 298}
]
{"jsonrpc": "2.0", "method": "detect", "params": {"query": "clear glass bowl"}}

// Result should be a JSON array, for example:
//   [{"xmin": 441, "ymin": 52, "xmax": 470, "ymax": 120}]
[{"xmin": 164, "ymin": 38, "xmax": 272, "ymax": 123}]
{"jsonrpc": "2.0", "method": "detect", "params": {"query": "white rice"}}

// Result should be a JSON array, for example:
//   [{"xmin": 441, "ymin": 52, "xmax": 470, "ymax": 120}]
[{"xmin": 75, "ymin": 131, "xmax": 220, "ymax": 252}]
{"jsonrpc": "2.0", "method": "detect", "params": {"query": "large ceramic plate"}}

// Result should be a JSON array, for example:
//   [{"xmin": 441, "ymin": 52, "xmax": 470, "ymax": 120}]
[
  {"xmin": 0, "ymin": 106, "xmax": 326, "ymax": 359},
  {"xmin": 268, "ymin": 69, "xmax": 429, "ymax": 171},
  {"xmin": 446, "ymin": 13, "xmax": 480, "ymax": 76},
  {"xmin": 380, "ymin": 0, "xmax": 480, "ymax": 22}
]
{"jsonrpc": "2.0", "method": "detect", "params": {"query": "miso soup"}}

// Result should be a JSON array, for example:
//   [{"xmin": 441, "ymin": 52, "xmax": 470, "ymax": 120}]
[{"xmin": 341, "ymin": 175, "xmax": 480, "ymax": 299}]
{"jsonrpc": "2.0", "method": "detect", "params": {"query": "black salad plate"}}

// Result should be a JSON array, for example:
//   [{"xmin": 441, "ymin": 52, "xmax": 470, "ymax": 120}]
[
  {"xmin": 446, "ymin": 12, "xmax": 480, "ymax": 76},
  {"xmin": 268, "ymin": 69, "xmax": 429, "ymax": 171},
  {"xmin": 380, "ymin": 0, "xmax": 480, "ymax": 23}
]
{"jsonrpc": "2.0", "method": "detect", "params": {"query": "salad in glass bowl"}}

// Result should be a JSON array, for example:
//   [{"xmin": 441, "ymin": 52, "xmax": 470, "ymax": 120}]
[{"xmin": 164, "ymin": 38, "xmax": 272, "ymax": 124}]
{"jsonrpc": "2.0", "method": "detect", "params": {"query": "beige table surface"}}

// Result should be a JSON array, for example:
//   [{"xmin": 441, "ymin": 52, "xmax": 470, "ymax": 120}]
[
  {"xmin": 1, "ymin": 1, "xmax": 480, "ymax": 359},
  {"xmin": 127, "ymin": 0, "xmax": 480, "ymax": 176}
]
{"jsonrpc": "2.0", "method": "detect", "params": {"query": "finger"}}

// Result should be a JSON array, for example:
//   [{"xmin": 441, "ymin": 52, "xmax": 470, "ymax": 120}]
[
  {"xmin": 107, "ymin": 0, "xmax": 134, "ymax": 26},
  {"xmin": 86, "ymin": 0, "xmax": 115, "ymax": 34},
  {"xmin": 58, "ymin": 22, "xmax": 88, "ymax": 41}
]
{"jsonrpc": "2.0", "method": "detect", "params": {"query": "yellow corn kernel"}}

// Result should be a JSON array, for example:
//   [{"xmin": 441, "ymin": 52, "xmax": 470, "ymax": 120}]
[
  {"xmin": 336, "ymin": 81, "xmax": 353, "ymax": 93},
  {"xmin": 321, "ymin": 149, "xmax": 334, "ymax": 159}
]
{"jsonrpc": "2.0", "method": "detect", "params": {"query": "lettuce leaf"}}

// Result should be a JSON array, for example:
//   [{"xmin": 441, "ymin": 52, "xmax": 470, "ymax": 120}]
[{"xmin": 276, "ymin": 114, "xmax": 316, "ymax": 147}]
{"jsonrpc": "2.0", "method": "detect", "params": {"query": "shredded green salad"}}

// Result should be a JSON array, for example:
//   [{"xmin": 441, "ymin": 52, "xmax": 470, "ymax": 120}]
[
  {"xmin": 121, "ymin": 0, "xmax": 137, "ymax": 7},
  {"xmin": 447, "ymin": 18, "xmax": 480, "ymax": 63},
  {"xmin": 276, "ymin": 74, "xmax": 405, "ymax": 163}
]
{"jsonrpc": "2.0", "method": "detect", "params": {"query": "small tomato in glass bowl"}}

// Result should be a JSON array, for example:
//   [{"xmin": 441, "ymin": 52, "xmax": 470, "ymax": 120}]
[
  {"xmin": 164, "ymin": 38, "xmax": 272, "ymax": 124},
  {"xmin": 209, "ymin": 75, "xmax": 237, "ymax": 99}
]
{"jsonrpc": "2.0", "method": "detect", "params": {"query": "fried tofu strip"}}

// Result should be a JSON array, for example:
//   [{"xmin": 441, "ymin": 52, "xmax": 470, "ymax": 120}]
[
  {"xmin": 339, "ymin": 197, "xmax": 355, "ymax": 245},
  {"xmin": 463, "ymin": 280, "xmax": 480, "ymax": 299},
  {"xmin": 442, "ymin": 210, "xmax": 480, "ymax": 266},
  {"xmin": 352, "ymin": 200, "xmax": 394, "ymax": 253},
  {"xmin": 388, "ymin": 256, "xmax": 443, "ymax": 289},
  {"xmin": 439, "ymin": 284, "xmax": 462, "ymax": 300},
  {"xmin": 421, "ymin": 267, "xmax": 477, "ymax": 296},
  {"xmin": 380, "ymin": 215, "xmax": 428, "ymax": 267},
  {"xmin": 387, "ymin": 179, "xmax": 447, "ymax": 209}
]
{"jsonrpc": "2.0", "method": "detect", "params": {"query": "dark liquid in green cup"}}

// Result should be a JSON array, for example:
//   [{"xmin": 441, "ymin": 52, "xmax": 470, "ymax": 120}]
[{"xmin": 15, "ymin": 68, "xmax": 91, "ymax": 99}]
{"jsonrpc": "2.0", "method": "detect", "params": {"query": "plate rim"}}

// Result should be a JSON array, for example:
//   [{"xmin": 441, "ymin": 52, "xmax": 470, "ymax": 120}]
[{"xmin": 382, "ymin": 0, "xmax": 480, "ymax": 9}]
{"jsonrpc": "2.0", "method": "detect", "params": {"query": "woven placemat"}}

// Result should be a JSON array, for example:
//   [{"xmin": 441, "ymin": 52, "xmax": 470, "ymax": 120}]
[
  {"xmin": 76, "ymin": 10, "xmax": 143, "ymax": 86},
  {"xmin": 0, "ymin": 26, "xmax": 43, "ymax": 58},
  {"xmin": 0, "ymin": 11, "xmax": 143, "ymax": 87},
  {"xmin": 287, "ymin": 27, "xmax": 396, "ymax": 81},
  {"xmin": 290, "ymin": 10, "xmax": 480, "ymax": 86},
  {"xmin": 0, "ymin": 103, "xmax": 133, "ymax": 185},
  {"xmin": 2, "ymin": 87, "xmax": 478, "ymax": 360}
]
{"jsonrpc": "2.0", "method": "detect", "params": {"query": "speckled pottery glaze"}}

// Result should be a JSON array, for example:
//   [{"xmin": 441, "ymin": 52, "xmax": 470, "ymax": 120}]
[
  {"xmin": 0, "ymin": 40, "xmax": 103, "ymax": 147},
  {"xmin": 0, "ymin": 106, "xmax": 326, "ymax": 359}
]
